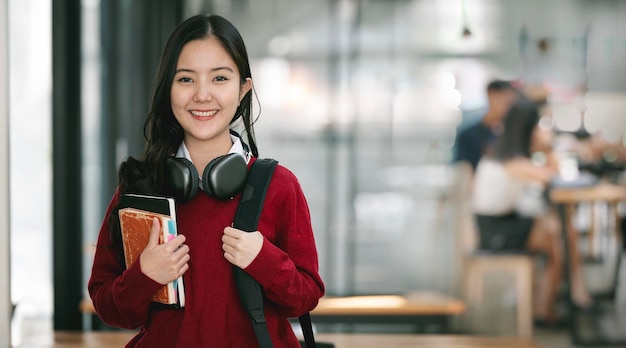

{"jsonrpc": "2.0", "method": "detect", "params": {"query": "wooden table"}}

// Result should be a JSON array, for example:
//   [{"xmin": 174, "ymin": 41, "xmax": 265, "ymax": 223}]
[
  {"xmin": 29, "ymin": 332, "xmax": 541, "ymax": 348},
  {"xmin": 550, "ymin": 182, "xmax": 626, "ymax": 258},
  {"xmin": 312, "ymin": 292, "xmax": 466, "ymax": 316},
  {"xmin": 550, "ymin": 181, "xmax": 626, "ymax": 346},
  {"xmin": 550, "ymin": 181, "xmax": 626, "ymax": 204},
  {"xmin": 310, "ymin": 292, "xmax": 466, "ymax": 333}
]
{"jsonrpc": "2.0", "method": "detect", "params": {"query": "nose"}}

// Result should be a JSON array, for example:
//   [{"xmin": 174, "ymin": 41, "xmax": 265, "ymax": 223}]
[{"xmin": 193, "ymin": 83, "xmax": 212, "ymax": 102}]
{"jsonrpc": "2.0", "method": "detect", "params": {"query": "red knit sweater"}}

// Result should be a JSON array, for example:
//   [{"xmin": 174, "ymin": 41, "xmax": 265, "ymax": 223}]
[{"xmin": 88, "ymin": 161, "xmax": 325, "ymax": 347}]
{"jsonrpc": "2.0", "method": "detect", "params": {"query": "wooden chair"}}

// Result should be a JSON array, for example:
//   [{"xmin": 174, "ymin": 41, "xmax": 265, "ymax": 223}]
[{"xmin": 451, "ymin": 162, "xmax": 534, "ymax": 338}]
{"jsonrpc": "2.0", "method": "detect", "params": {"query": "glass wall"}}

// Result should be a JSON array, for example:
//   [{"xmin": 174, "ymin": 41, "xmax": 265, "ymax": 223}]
[
  {"xmin": 0, "ymin": 0, "xmax": 10, "ymax": 345},
  {"xmin": 179, "ymin": 0, "xmax": 626, "ymax": 300},
  {"xmin": 8, "ymin": 0, "xmax": 53, "ymax": 344},
  {"xmin": 181, "ymin": 0, "xmax": 507, "ymax": 296}
]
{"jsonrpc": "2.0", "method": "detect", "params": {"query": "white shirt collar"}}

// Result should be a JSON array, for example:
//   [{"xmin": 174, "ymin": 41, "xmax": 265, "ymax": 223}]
[{"xmin": 175, "ymin": 134, "xmax": 250, "ymax": 164}]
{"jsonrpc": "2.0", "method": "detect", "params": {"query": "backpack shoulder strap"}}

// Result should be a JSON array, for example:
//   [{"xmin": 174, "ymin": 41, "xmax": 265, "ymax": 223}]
[
  {"xmin": 234, "ymin": 158, "xmax": 278, "ymax": 231},
  {"xmin": 233, "ymin": 158, "xmax": 319, "ymax": 348},
  {"xmin": 233, "ymin": 158, "xmax": 277, "ymax": 348}
]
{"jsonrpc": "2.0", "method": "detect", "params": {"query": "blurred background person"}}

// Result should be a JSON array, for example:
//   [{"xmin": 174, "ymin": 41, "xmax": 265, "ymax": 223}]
[
  {"xmin": 453, "ymin": 79, "xmax": 519, "ymax": 172},
  {"xmin": 471, "ymin": 101, "xmax": 593, "ymax": 326}
]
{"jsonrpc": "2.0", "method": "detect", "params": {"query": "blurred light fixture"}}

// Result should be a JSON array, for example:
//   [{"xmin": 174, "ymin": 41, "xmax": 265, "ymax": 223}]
[
  {"xmin": 537, "ymin": 37, "xmax": 550, "ymax": 53},
  {"xmin": 462, "ymin": 26, "xmax": 472, "ymax": 38},
  {"xmin": 461, "ymin": 0, "xmax": 472, "ymax": 38}
]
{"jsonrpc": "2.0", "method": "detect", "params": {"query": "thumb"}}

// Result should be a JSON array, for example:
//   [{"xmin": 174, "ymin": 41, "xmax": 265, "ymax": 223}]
[{"xmin": 147, "ymin": 217, "xmax": 161, "ymax": 246}]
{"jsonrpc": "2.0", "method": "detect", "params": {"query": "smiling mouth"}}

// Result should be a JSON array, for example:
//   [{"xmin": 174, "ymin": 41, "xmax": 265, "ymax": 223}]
[{"xmin": 190, "ymin": 110, "xmax": 217, "ymax": 117}]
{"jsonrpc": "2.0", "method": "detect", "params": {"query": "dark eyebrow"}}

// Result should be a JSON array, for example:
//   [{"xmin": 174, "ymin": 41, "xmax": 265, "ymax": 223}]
[
  {"xmin": 174, "ymin": 67, "xmax": 234, "ymax": 74},
  {"xmin": 212, "ymin": 66, "xmax": 234, "ymax": 73},
  {"xmin": 174, "ymin": 68, "xmax": 194, "ymax": 74}
]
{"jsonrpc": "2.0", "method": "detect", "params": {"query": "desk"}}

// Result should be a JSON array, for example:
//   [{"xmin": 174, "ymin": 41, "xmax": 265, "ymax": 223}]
[
  {"xmin": 550, "ymin": 181, "xmax": 626, "ymax": 346},
  {"xmin": 310, "ymin": 292, "xmax": 466, "ymax": 333},
  {"xmin": 550, "ymin": 182, "xmax": 626, "ymax": 258},
  {"xmin": 40, "ymin": 332, "xmax": 540, "ymax": 348}
]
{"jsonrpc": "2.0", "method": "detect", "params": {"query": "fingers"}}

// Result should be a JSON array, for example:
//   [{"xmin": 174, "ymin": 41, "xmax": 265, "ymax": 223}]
[
  {"xmin": 222, "ymin": 227, "xmax": 252, "ymax": 248},
  {"xmin": 178, "ymin": 263, "xmax": 190, "ymax": 277},
  {"xmin": 165, "ymin": 243, "xmax": 190, "ymax": 279},
  {"xmin": 162, "ymin": 236, "xmax": 189, "ymax": 271},
  {"xmin": 176, "ymin": 251, "xmax": 191, "ymax": 270},
  {"xmin": 221, "ymin": 242, "xmax": 236, "ymax": 255},
  {"xmin": 223, "ymin": 250, "xmax": 235, "ymax": 263},
  {"xmin": 166, "ymin": 234, "xmax": 186, "ymax": 251},
  {"xmin": 223, "ymin": 226, "xmax": 243, "ymax": 238},
  {"xmin": 221, "ymin": 234, "xmax": 237, "ymax": 248},
  {"xmin": 172, "ymin": 243, "xmax": 190, "ymax": 260},
  {"xmin": 147, "ymin": 218, "xmax": 161, "ymax": 246},
  {"xmin": 221, "ymin": 227, "xmax": 242, "ymax": 250},
  {"xmin": 140, "ymin": 222, "xmax": 190, "ymax": 284},
  {"xmin": 221, "ymin": 230, "xmax": 263, "ymax": 269}
]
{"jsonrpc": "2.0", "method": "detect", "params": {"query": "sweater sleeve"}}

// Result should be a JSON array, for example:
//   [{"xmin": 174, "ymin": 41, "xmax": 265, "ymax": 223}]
[
  {"xmin": 244, "ymin": 166, "xmax": 325, "ymax": 318},
  {"xmin": 87, "ymin": 189, "xmax": 164, "ymax": 329}
]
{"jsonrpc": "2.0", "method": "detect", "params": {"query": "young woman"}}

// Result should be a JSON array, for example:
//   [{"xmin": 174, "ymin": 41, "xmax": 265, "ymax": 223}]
[
  {"xmin": 472, "ymin": 101, "xmax": 592, "ymax": 325},
  {"xmin": 88, "ymin": 14, "xmax": 325, "ymax": 347}
]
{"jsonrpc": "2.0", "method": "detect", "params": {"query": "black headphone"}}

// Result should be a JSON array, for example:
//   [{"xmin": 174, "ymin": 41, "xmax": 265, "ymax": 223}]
[
  {"xmin": 163, "ymin": 131, "xmax": 252, "ymax": 201},
  {"xmin": 163, "ymin": 153, "xmax": 248, "ymax": 202}
]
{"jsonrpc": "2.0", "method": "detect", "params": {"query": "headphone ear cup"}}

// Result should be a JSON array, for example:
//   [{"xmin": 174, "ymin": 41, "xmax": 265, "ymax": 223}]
[
  {"xmin": 202, "ymin": 154, "xmax": 248, "ymax": 200},
  {"xmin": 164, "ymin": 157, "xmax": 199, "ymax": 202}
]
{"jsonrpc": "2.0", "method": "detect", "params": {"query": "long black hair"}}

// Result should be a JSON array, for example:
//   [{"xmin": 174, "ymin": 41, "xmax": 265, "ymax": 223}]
[
  {"xmin": 492, "ymin": 101, "xmax": 540, "ymax": 161},
  {"xmin": 105, "ymin": 14, "xmax": 258, "ymax": 256}
]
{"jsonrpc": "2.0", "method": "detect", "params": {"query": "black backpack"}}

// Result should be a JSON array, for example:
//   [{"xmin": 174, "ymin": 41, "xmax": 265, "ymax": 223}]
[{"xmin": 233, "ymin": 158, "xmax": 330, "ymax": 348}]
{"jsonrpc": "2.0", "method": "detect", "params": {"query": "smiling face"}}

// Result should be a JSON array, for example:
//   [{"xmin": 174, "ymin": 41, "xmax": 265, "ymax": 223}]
[{"xmin": 171, "ymin": 37, "xmax": 252, "ymax": 151}]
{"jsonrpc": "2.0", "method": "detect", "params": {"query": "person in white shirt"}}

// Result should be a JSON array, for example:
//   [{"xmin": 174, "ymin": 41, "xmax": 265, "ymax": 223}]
[{"xmin": 472, "ymin": 101, "xmax": 592, "ymax": 325}]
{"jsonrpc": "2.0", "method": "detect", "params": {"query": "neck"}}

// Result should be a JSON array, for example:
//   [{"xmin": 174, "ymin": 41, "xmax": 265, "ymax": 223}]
[
  {"xmin": 482, "ymin": 111, "xmax": 501, "ymax": 127},
  {"xmin": 185, "ymin": 133, "xmax": 232, "ymax": 172}
]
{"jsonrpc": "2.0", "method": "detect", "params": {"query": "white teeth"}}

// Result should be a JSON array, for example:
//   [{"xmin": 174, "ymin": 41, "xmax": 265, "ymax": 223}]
[{"xmin": 191, "ymin": 110, "xmax": 217, "ymax": 117}]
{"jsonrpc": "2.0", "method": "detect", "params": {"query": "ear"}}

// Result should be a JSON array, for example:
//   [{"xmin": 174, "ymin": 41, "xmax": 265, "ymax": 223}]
[{"xmin": 239, "ymin": 78, "xmax": 252, "ymax": 103}]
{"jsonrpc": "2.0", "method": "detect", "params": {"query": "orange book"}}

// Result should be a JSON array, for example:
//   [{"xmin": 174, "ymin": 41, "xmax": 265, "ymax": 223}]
[{"xmin": 118, "ymin": 203, "xmax": 185, "ymax": 307}]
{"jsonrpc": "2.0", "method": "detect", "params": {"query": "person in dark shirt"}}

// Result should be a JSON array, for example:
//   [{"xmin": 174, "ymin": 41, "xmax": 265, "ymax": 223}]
[{"xmin": 453, "ymin": 79, "xmax": 518, "ymax": 171}]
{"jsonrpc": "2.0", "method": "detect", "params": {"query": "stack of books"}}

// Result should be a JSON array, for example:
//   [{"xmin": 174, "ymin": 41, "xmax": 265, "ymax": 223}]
[{"xmin": 118, "ymin": 193, "xmax": 185, "ymax": 307}]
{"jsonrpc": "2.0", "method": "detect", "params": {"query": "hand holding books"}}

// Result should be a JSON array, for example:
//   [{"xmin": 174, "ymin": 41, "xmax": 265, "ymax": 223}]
[
  {"xmin": 139, "ymin": 217, "xmax": 190, "ymax": 285},
  {"xmin": 118, "ymin": 194, "xmax": 186, "ymax": 307}
]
